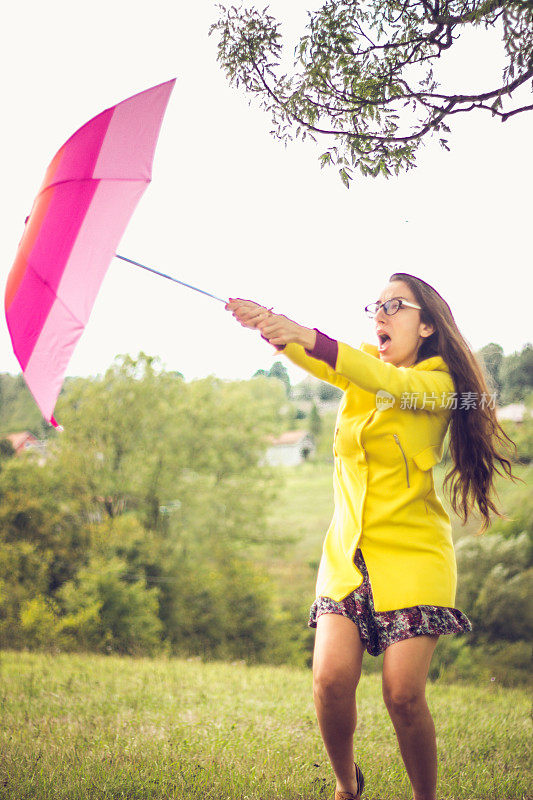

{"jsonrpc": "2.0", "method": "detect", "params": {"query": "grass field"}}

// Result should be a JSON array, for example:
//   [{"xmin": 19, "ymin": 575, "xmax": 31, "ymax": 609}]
[{"xmin": 0, "ymin": 650, "xmax": 531, "ymax": 800}]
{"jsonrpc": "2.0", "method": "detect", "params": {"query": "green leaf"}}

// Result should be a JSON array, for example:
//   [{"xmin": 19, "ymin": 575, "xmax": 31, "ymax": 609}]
[{"xmin": 339, "ymin": 167, "xmax": 350, "ymax": 188}]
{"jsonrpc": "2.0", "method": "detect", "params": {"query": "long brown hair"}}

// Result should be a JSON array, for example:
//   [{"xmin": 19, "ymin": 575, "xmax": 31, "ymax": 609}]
[{"xmin": 389, "ymin": 272, "xmax": 519, "ymax": 533}]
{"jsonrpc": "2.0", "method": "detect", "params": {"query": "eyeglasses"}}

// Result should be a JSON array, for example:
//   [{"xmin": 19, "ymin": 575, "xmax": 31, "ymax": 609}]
[{"xmin": 364, "ymin": 297, "xmax": 422, "ymax": 319}]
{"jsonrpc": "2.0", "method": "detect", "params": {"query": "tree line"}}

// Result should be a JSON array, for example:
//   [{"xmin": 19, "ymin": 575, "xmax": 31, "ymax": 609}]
[
  {"xmin": 0, "ymin": 354, "xmax": 294, "ymax": 661},
  {"xmin": 1, "ymin": 341, "xmax": 530, "ymax": 441}
]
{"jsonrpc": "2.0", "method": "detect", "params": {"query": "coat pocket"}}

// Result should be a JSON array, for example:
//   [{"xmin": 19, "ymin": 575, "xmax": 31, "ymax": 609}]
[{"xmin": 413, "ymin": 444, "xmax": 442, "ymax": 471}]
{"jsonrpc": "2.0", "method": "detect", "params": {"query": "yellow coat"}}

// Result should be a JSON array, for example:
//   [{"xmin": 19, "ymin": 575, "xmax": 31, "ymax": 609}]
[{"xmin": 281, "ymin": 339, "xmax": 457, "ymax": 612}]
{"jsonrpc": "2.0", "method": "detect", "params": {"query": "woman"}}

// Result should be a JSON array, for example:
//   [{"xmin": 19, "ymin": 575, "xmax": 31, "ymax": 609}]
[{"xmin": 225, "ymin": 273, "xmax": 515, "ymax": 800}]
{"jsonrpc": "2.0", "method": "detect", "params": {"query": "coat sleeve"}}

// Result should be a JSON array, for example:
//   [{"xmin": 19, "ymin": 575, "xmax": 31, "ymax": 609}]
[
  {"xmin": 275, "ymin": 341, "xmax": 350, "ymax": 391},
  {"xmin": 335, "ymin": 341, "xmax": 455, "ymax": 402},
  {"xmin": 268, "ymin": 330, "xmax": 454, "ymax": 402}
]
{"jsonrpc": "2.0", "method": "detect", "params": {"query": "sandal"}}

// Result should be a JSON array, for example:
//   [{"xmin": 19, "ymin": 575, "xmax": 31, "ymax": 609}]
[{"xmin": 334, "ymin": 762, "xmax": 365, "ymax": 800}]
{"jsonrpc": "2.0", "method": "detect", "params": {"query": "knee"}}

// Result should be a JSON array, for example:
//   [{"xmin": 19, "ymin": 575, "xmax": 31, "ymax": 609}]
[
  {"xmin": 313, "ymin": 665, "xmax": 357, "ymax": 706},
  {"xmin": 382, "ymin": 684, "xmax": 425, "ymax": 721}
]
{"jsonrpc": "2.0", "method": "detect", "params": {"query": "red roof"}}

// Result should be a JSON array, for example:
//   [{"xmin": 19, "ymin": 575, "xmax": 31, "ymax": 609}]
[
  {"xmin": 267, "ymin": 430, "xmax": 311, "ymax": 446},
  {"xmin": 5, "ymin": 431, "xmax": 39, "ymax": 454}
]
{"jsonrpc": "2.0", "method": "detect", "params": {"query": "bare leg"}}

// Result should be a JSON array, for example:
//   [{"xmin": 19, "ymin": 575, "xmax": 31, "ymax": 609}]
[
  {"xmin": 382, "ymin": 635, "xmax": 440, "ymax": 800},
  {"xmin": 313, "ymin": 614, "xmax": 366, "ymax": 796}
]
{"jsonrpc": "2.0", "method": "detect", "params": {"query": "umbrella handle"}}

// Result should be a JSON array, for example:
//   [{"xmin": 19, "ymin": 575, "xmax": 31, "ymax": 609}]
[{"xmin": 115, "ymin": 254, "xmax": 227, "ymax": 304}]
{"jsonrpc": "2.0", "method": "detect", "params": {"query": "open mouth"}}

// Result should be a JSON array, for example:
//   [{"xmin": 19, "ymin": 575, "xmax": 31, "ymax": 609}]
[{"xmin": 377, "ymin": 332, "xmax": 392, "ymax": 352}]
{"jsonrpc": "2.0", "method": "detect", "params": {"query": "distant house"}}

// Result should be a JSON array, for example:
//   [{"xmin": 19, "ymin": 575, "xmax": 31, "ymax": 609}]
[
  {"xmin": 265, "ymin": 430, "xmax": 315, "ymax": 467},
  {"xmin": 4, "ymin": 431, "xmax": 47, "ymax": 463},
  {"xmin": 496, "ymin": 403, "xmax": 533, "ymax": 423}
]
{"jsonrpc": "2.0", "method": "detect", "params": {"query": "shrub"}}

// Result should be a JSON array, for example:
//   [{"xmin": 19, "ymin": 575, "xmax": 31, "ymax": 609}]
[{"xmin": 56, "ymin": 555, "xmax": 163, "ymax": 656}]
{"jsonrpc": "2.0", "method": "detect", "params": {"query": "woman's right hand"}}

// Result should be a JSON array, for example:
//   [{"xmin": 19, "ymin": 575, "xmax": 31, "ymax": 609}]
[
  {"xmin": 225, "ymin": 297, "xmax": 316, "ymax": 349},
  {"xmin": 225, "ymin": 298, "xmax": 273, "ymax": 330}
]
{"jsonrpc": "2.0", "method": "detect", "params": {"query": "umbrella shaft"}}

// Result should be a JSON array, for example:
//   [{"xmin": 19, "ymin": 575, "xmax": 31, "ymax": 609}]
[{"xmin": 115, "ymin": 254, "xmax": 227, "ymax": 303}]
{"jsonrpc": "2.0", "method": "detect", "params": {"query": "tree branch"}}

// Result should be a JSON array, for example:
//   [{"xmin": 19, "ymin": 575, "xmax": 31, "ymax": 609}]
[{"xmin": 212, "ymin": 1, "xmax": 533, "ymax": 182}]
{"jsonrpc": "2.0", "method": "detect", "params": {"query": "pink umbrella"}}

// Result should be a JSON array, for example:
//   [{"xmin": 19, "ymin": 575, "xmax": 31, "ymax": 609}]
[{"xmin": 5, "ymin": 80, "xmax": 176, "ymax": 427}]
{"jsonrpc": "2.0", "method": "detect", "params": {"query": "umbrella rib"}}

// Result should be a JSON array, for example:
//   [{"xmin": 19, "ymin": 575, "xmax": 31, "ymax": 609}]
[
  {"xmin": 25, "ymin": 260, "xmax": 87, "ymax": 330},
  {"xmin": 32, "ymin": 176, "xmax": 150, "ymax": 200}
]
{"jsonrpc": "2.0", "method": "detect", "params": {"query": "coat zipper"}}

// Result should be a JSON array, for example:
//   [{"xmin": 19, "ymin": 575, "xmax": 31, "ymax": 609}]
[{"xmin": 393, "ymin": 434, "xmax": 410, "ymax": 488}]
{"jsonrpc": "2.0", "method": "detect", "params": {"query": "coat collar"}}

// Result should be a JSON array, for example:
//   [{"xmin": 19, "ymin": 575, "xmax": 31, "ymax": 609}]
[{"xmin": 360, "ymin": 342, "xmax": 450, "ymax": 373}]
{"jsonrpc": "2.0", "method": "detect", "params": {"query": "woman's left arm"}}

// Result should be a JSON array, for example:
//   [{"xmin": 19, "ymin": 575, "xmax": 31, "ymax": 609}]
[
  {"xmin": 226, "ymin": 299, "xmax": 453, "ymax": 403},
  {"xmin": 334, "ymin": 340, "xmax": 454, "ymax": 400}
]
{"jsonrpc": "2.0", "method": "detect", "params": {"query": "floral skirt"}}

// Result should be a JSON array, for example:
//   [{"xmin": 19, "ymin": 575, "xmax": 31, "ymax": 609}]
[{"xmin": 308, "ymin": 548, "xmax": 472, "ymax": 657}]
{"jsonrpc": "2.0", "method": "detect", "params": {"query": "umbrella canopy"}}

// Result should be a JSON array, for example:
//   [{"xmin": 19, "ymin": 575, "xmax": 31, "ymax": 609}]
[{"xmin": 5, "ymin": 79, "xmax": 176, "ymax": 427}]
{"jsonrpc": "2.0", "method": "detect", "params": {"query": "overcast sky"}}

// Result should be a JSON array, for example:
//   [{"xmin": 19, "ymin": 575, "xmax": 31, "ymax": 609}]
[{"xmin": 1, "ymin": 0, "xmax": 531, "ymax": 388}]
